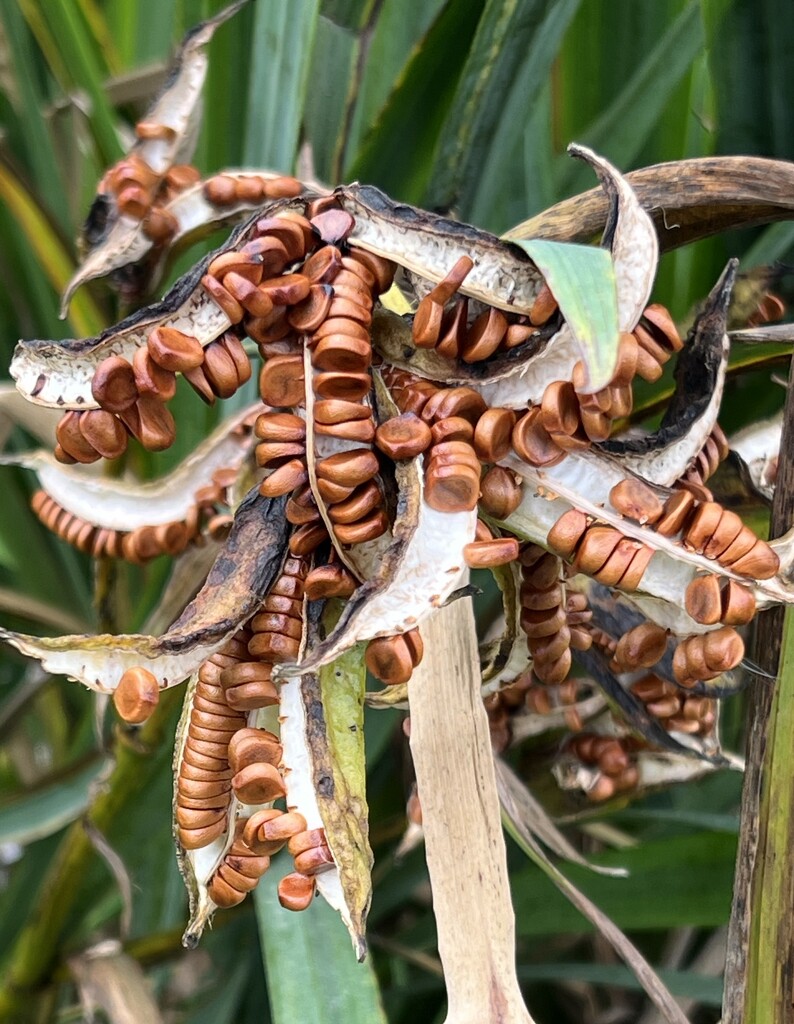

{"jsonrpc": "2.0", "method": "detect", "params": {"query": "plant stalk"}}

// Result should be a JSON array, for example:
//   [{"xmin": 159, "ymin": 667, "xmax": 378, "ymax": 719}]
[
  {"xmin": 408, "ymin": 596, "xmax": 533, "ymax": 1024},
  {"xmin": 723, "ymin": 355, "xmax": 794, "ymax": 1023}
]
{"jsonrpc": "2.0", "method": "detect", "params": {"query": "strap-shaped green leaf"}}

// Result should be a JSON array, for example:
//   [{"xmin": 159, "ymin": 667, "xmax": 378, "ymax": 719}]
[
  {"xmin": 255, "ymin": 860, "xmax": 387, "ymax": 1024},
  {"xmin": 512, "ymin": 238, "xmax": 619, "ymax": 392}
]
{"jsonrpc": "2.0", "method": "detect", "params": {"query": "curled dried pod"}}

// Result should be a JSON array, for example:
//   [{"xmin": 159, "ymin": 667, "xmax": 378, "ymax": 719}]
[{"xmin": 113, "ymin": 666, "xmax": 159, "ymax": 723}]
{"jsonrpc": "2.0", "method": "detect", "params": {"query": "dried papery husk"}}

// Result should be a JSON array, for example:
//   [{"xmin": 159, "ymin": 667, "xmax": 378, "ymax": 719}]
[
  {"xmin": 600, "ymin": 262, "xmax": 734, "ymax": 485},
  {"xmin": 275, "ymin": 424, "xmax": 477, "ymax": 677},
  {"xmin": 61, "ymin": 1, "xmax": 251, "ymax": 314},
  {"xmin": 5, "ymin": 405, "xmax": 255, "ymax": 531},
  {"xmin": 730, "ymin": 411, "xmax": 782, "ymax": 502},
  {"xmin": 0, "ymin": 489, "xmax": 288, "ymax": 691},
  {"xmin": 276, "ymin": 604, "xmax": 370, "ymax": 956},
  {"xmin": 338, "ymin": 184, "xmax": 544, "ymax": 315},
  {"xmin": 479, "ymin": 561, "xmax": 531, "ymax": 694}
]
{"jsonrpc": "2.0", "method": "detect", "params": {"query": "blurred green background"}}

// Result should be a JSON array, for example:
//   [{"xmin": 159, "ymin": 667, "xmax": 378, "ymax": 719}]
[{"xmin": 0, "ymin": 1, "xmax": 791, "ymax": 1021}]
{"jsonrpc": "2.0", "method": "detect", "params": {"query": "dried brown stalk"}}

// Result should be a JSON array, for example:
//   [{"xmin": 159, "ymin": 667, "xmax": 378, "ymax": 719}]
[{"xmin": 409, "ymin": 597, "xmax": 533, "ymax": 1024}]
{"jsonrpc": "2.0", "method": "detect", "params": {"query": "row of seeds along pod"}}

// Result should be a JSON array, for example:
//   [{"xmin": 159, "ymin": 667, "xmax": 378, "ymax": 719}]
[
  {"xmin": 630, "ymin": 674, "xmax": 717, "ymax": 736},
  {"xmin": 59, "ymin": 200, "xmax": 348, "ymax": 466},
  {"xmin": 514, "ymin": 546, "xmax": 592, "ymax": 733},
  {"xmin": 254, "ymin": 202, "xmax": 400, "ymax": 558},
  {"xmin": 56, "ymin": 326, "xmax": 251, "ymax": 465},
  {"xmin": 97, "ymin": 147, "xmax": 201, "ymax": 245},
  {"xmin": 587, "ymin": 617, "xmax": 732, "ymax": 717},
  {"xmin": 411, "ymin": 255, "xmax": 558, "ymax": 358},
  {"xmin": 513, "ymin": 305, "xmax": 683, "ymax": 463},
  {"xmin": 378, "ymin": 368, "xmax": 518, "ymax": 524},
  {"xmin": 546, "ymin": 491, "xmax": 777, "ymax": 614},
  {"xmin": 407, "ymin": 247, "xmax": 682, "ymax": 452},
  {"xmin": 29, "ymin": 465, "xmax": 238, "ymax": 563}
]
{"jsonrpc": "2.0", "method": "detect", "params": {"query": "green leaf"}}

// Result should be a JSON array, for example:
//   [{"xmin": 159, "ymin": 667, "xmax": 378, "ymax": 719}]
[
  {"xmin": 346, "ymin": 0, "xmax": 484, "ymax": 204},
  {"xmin": 512, "ymin": 238, "xmax": 619, "ymax": 391},
  {"xmin": 558, "ymin": 2, "xmax": 705, "ymax": 194},
  {"xmin": 243, "ymin": 0, "xmax": 321, "ymax": 173},
  {"xmin": 0, "ymin": 757, "xmax": 106, "ymax": 846},
  {"xmin": 317, "ymin": 605, "xmax": 373, "ymax": 954},
  {"xmin": 512, "ymin": 832, "xmax": 736, "ymax": 936},
  {"xmin": 427, "ymin": 0, "xmax": 582, "ymax": 220},
  {"xmin": 255, "ymin": 859, "xmax": 387, "ymax": 1024}
]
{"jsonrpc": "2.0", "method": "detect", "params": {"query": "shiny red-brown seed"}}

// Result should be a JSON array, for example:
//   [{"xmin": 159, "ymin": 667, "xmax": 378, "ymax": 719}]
[
  {"xmin": 463, "ymin": 537, "xmax": 519, "ymax": 568},
  {"xmin": 375, "ymin": 414, "xmax": 432, "ymax": 460},
  {"xmin": 473, "ymin": 408, "xmax": 516, "ymax": 462},
  {"xmin": 91, "ymin": 356, "xmax": 139, "ymax": 413},
  {"xmin": 201, "ymin": 275, "xmax": 245, "ymax": 323},
  {"xmin": 259, "ymin": 355, "xmax": 305, "ymax": 407},
  {"xmin": 512, "ymin": 408, "xmax": 566, "ymax": 468},
  {"xmin": 113, "ymin": 667, "xmax": 159, "ymax": 724}
]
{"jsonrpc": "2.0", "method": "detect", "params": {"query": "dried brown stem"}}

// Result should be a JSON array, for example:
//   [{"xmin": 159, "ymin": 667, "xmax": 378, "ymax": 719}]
[
  {"xmin": 723, "ymin": 355, "xmax": 794, "ymax": 1023},
  {"xmin": 409, "ymin": 597, "xmax": 533, "ymax": 1024}
]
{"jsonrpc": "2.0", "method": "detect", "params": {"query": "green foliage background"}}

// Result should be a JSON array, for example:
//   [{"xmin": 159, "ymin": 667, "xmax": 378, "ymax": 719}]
[{"xmin": 0, "ymin": 0, "xmax": 791, "ymax": 1021}]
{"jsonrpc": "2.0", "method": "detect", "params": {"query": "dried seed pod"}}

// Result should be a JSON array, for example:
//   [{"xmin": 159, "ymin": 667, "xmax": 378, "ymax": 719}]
[{"xmin": 113, "ymin": 666, "xmax": 159, "ymax": 723}]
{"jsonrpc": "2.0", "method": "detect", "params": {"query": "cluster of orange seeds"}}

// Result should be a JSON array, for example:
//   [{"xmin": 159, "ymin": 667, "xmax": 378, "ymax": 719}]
[
  {"xmin": 46, "ymin": 162, "xmax": 782, "ymax": 828},
  {"xmin": 567, "ymin": 734, "xmax": 641, "ymax": 802},
  {"xmin": 411, "ymin": 256, "xmax": 557, "ymax": 359}
]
